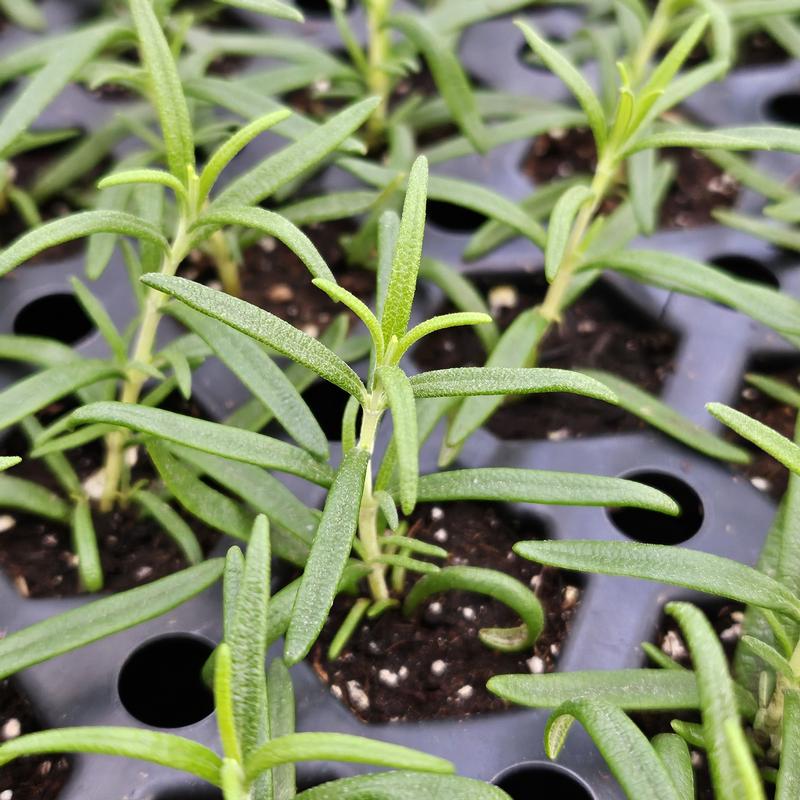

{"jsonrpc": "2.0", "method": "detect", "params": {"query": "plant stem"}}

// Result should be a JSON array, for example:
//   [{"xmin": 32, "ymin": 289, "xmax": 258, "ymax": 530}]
[
  {"xmin": 364, "ymin": 0, "xmax": 393, "ymax": 147},
  {"xmin": 356, "ymin": 392, "xmax": 390, "ymax": 602},
  {"xmin": 99, "ymin": 219, "xmax": 192, "ymax": 512},
  {"xmin": 631, "ymin": 0, "xmax": 673, "ymax": 84},
  {"xmin": 208, "ymin": 229, "xmax": 241, "ymax": 298}
]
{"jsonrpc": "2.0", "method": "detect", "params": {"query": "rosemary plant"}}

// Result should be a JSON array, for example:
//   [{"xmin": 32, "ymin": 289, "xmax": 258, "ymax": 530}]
[
  {"xmin": 0, "ymin": 516, "xmax": 513, "ymax": 800},
  {"xmin": 489, "ymin": 397, "xmax": 800, "ymax": 799}
]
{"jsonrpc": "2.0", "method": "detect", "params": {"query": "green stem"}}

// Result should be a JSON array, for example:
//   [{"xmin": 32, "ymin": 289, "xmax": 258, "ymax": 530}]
[
  {"xmin": 99, "ymin": 219, "xmax": 192, "ymax": 512},
  {"xmin": 364, "ymin": 0, "xmax": 393, "ymax": 147},
  {"xmin": 356, "ymin": 393, "xmax": 389, "ymax": 602},
  {"xmin": 631, "ymin": 0, "xmax": 674, "ymax": 84},
  {"xmin": 208, "ymin": 229, "xmax": 241, "ymax": 298}
]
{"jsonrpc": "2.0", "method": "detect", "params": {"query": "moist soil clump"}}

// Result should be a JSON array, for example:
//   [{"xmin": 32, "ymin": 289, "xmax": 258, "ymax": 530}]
[
  {"xmin": 0, "ymin": 399, "xmax": 220, "ymax": 598},
  {"xmin": 728, "ymin": 362, "xmax": 799, "ymax": 500},
  {"xmin": 522, "ymin": 127, "xmax": 739, "ymax": 229},
  {"xmin": 182, "ymin": 220, "xmax": 374, "ymax": 335},
  {"xmin": 414, "ymin": 273, "xmax": 678, "ymax": 440},
  {"xmin": 0, "ymin": 679, "xmax": 71, "ymax": 800},
  {"xmin": 311, "ymin": 502, "xmax": 581, "ymax": 722}
]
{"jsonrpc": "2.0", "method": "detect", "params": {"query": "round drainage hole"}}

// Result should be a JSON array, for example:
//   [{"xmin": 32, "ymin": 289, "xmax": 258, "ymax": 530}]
[
  {"xmin": 608, "ymin": 471, "xmax": 704, "ymax": 545},
  {"xmin": 765, "ymin": 92, "xmax": 800, "ymax": 125},
  {"xmin": 494, "ymin": 762, "xmax": 594, "ymax": 799},
  {"xmin": 118, "ymin": 635, "xmax": 215, "ymax": 728},
  {"xmin": 710, "ymin": 255, "xmax": 779, "ymax": 289},
  {"xmin": 13, "ymin": 293, "xmax": 94, "ymax": 344},
  {"xmin": 426, "ymin": 200, "xmax": 487, "ymax": 233}
]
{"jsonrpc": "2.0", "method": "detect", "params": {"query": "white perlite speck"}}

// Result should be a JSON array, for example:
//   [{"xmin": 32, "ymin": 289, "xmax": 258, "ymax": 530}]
[
  {"xmin": 488, "ymin": 285, "xmax": 518, "ymax": 311},
  {"xmin": 2, "ymin": 718, "xmax": 21, "ymax": 740},
  {"xmin": 1, "ymin": 788, "xmax": 13, "ymax": 800},
  {"xmin": 750, "ymin": 476, "xmax": 771, "ymax": 492},
  {"xmin": 527, "ymin": 656, "xmax": 545, "ymax": 674},
  {"xmin": 398, "ymin": 666, "xmax": 409, "ymax": 680},
  {"xmin": 547, "ymin": 427, "xmax": 570, "ymax": 442},
  {"xmin": 430, "ymin": 507, "xmax": 444, "ymax": 521},
  {"xmin": 433, "ymin": 528, "xmax": 448, "ymax": 543},
  {"xmin": 456, "ymin": 685, "xmax": 474, "ymax": 700},
  {"xmin": 346, "ymin": 680, "xmax": 370, "ymax": 711},
  {"xmin": 562, "ymin": 585, "xmax": 580, "ymax": 609},
  {"xmin": 431, "ymin": 659, "xmax": 447, "ymax": 676},
  {"xmin": 462, "ymin": 607, "xmax": 476, "ymax": 621},
  {"xmin": 0, "ymin": 515, "xmax": 15, "ymax": 533},
  {"xmin": 330, "ymin": 684, "xmax": 343, "ymax": 700},
  {"xmin": 379, "ymin": 669, "xmax": 399, "ymax": 688},
  {"xmin": 428, "ymin": 601, "xmax": 443, "ymax": 615}
]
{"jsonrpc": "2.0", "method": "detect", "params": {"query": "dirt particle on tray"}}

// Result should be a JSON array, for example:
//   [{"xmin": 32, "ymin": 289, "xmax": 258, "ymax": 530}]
[
  {"xmin": 311, "ymin": 502, "xmax": 581, "ymax": 723},
  {"xmin": 414, "ymin": 272, "xmax": 678, "ymax": 440},
  {"xmin": 0, "ymin": 680, "xmax": 71, "ymax": 800},
  {"xmin": 522, "ymin": 127, "xmax": 740, "ymax": 229}
]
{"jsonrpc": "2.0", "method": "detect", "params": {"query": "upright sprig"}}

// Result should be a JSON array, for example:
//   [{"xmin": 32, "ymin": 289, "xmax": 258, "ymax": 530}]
[{"xmin": 135, "ymin": 153, "xmax": 682, "ymax": 667}]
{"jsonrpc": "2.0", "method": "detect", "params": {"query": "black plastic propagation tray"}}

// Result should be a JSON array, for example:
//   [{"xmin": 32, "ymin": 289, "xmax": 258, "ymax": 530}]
[{"xmin": 1, "ymin": 2, "xmax": 799, "ymax": 797}]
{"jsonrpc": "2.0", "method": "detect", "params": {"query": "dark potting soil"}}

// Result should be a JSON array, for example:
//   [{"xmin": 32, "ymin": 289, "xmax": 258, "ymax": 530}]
[
  {"xmin": 0, "ymin": 400, "xmax": 220, "ymax": 598},
  {"xmin": 728, "ymin": 362, "xmax": 800, "ymax": 500},
  {"xmin": 182, "ymin": 220, "xmax": 375, "ymax": 335},
  {"xmin": 311, "ymin": 502, "xmax": 581, "ymax": 723},
  {"xmin": 0, "ymin": 679, "xmax": 71, "ymax": 800},
  {"xmin": 414, "ymin": 272, "xmax": 678, "ymax": 440},
  {"xmin": 522, "ymin": 128, "xmax": 740, "ymax": 229},
  {"xmin": 635, "ymin": 604, "xmax": 755, "ymax": 800}
]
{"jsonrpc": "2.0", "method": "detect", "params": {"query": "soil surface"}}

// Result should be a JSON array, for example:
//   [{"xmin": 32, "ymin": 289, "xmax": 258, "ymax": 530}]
[
  {"xmin": 522, "ymin": 127, "xmax": 740, "ymax": 229},
  {"xmin": 0, "ymin": 680, "xmax": 70, "ymax": 800},
  {"xmin": 414, "ymin": 272, "xmax": 678, "ymax": 440},
  {"xmin": 311, "ymin": 501, "xmax": 581, "ymax": 722},
  {"xmin": 728, "ymin": 362, "xmax": 800, "ymax": 500},
  {"xmin": 0, "ymin": 399, "xmax": 220, "ymax": 598},
  {"xmin": 182, "ymin": 220, "xmax": 375, "ymax": 336}
]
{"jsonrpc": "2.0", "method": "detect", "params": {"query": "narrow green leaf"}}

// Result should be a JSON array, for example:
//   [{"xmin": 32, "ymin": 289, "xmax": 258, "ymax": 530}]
[
  {"xmin": 580, "ymin": 370, "xmax": 750, "ymax": 464},
  {"xmin": 97, "ymin": 169, "xmax": 187, "ymax": 201},
  {"xmin": 215, "ymin": 0, "xmax": 303, "ymax": 23},
  {"xmin": 313, "ymin": 279, "xmax": 383, "ymax": 360},
  {"xmin": 72, "ymin": 500, "xmax": 102, "ymax": 593},
  {"xmin": 70, "ymin": 277, "xmax": 127, "ymax": 365},
  {"xmin": 626, "ymin": 126, "xmax": 800, "ymax": 157},
  {"xmin": 405, "ymin": 566, "xmax": 543, "ymax": 652},
  {"xmin": 514, "ymin": 540, "xmax": 800, "ymax": 620},
  {"xmin": 133, "ymin": 489, "xmax": 203, "ymax": 565},
  {"xmin": 142, "ymin": 275, "xmax": 366, "ymax": 401},
  {"xmin": 397, "ymin": 313, "xmax": 491, "ymax": 358},
  {"xmin": 64, "ymin": 403, "xmax": 334, "ymax": 486},
  {"xmin": 381, "ymin": 156, "xmax": 429, "ymax": 343},
  {"xmin": 0, "ymin": 211, "xmax": 168, "ymax": 276},
  {"xmin": 0, "ymin": 457, "xmax": 20, "ymax": 472},
  {"xmin": 707, "ymin": 403, "xmax": 800, "ymax": 475},
  {"xmin": 0, "ymin": 474, "xmax": 70, "ymax": 522},
  {"xmin": 416, "ymin": 468, "xmax": 680, "ymax": 514},
  {"xmin": 629, "ymin": 149, "xmax": 657, "ymax": 235},
  {"xmin": 652, "ymin": 734, "xmax": 694, "ymax": 800},
  {"xmin": 129, "ymin": 0, "xmax": 195, "ymax": 181},
  {"xmin": 746, "ymin": 374, "xmax": 800, "ymax": 409},
  {"xmin": 714, "ymin": 209, "xmax": 800, "ymax": 253},
  {"xmin": 488, "ymin": 669, "xmax": 756, "ymax": 718},
  {"xmin": 244, "ymin": 733, "xmax": 453, "ymax": 781},
  {"xmin": 194, "ymin": 206, "xmax": 334, "ymax": 282},
  {"xmin": 230, "ymin": 516, "xmax": 270, "ymax": 760},
  {"xmin": 279, "ymin": 191, "xmax": 379, "ymax": 227},
  {"xmin": 267, "ymin": 658, "xmax": 296, "ymax": 800},
  {"xmin": 777, "ymin": 689, "xmax": 800, "ymax": 800},
  {"xmin": 0, "ymin": 361, "xmax": 119, "ymax": 432},
  {"xmin": 411, "ymin": 367, "xmax": 617, "ymax": 403},
  {"xmin": 284, "ymin": 448, "xmax": 370, "ymax": 664},
  {"xmin": 213, "ymin": 97, "xmax": 378, "ymax": 207},
  {"xmin": 213, "ymin": 643, "xmax": 242, "ymax": 763},
  {"xmin": 389, "ymin": 15, "xmax": 488, "ymax": 152},
  {"xmin": 0, "ymin": 559, "xmax": 223, "ymax": 679},
  {"xmin": 738, "ymin": 636, "xmax": 795, "ymax": 681},
  {"xmin": 294, "ymin": 772, "xmax": 509, "ymax": 800},
  {"xmin": 0, "ymin": 728, "xmax": 222, "ymax": 786},
  {"xmin": 544, "ymin": 699, "xmax": 680, "ymax": 800},
  {"xmin": 515, "ymin": 21, "xmax": 606, "ymax": 150},
  {"xmin": 147, "ymin": 442, "xmax": 253, "ymax": 540},
  {"xmin": 545, "ymin": 184, "xmax": 594, "ymax": 281},
  {"xmin": 667, "ymin": 602, "xmax": 764, "ymax": 800},
  {"xmin": 169, "ymin": 304, "xmax": 328, "ymax": 461}
]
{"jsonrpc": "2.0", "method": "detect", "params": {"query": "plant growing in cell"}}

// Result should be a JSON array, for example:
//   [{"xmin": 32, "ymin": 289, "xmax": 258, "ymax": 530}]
[
  {"xmin": 0, "ymin": 0, "xmax": 379, "ymax": 591},
  {"xmin": 0, "ymin": 516, "xmax": 514, "ymax": 800},
  {"xmin": 489, "ymin": 397, "xmax": 800, "ymax": 799},
  {"xmin": 45, "ymin": 151, "xmax": 688, "ymax": 666}
]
